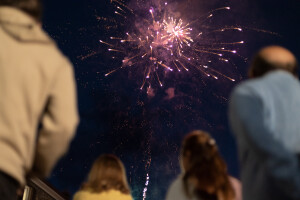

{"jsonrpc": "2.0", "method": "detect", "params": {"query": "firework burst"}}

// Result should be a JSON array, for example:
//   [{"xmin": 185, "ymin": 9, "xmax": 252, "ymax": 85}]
[{"xmin": 100, "ymin": 0, "xmax": 244, "ymax": 90}]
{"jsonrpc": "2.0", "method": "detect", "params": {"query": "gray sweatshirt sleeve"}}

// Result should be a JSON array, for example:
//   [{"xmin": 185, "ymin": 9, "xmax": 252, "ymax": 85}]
[
  {"xmin": 33, "ymin": 59, "xmax": 79, "ymax": 177},
  {"xmin": 229, "ymin": 89, "xmax": 300, "ymax": 199}
]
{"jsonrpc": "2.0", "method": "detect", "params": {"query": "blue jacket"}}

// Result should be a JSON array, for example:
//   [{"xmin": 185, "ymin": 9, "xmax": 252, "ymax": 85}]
[{"xmin": 229, "ymin": 70, "xmax": 300, "ymax": 200}]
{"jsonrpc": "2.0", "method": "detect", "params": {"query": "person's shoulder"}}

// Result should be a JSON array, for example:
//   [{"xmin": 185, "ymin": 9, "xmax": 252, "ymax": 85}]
[
  {"xmin": 166, "ymin": 175, "xmax": 188, "ymax": 200},
  {"xmin": 30, "ymin": 28, "xmax": 72, "ymax": 69},
  {"xmin": 40, "ymin": 41, "xmax": 71, "ymax": 65},
  {"xmin": 169, "ymin": 175, "xmax": 183, "ymax": 191},
  {"xmin": 73, "ymin": 190, "xmax": 133, "ymax": 200},
  {"xmin": 267, "ymin": 70, "xmax": 299, "ymax": 85},
  {"xmin": 73, "ymin": 190, "xmax": 92, "ymax": 200},
  {"xmin": 105, "ymin": 190, "xmax": 133, "ymax": 200},
  {"xmin": 229, "ymin": 176, "xmax": 241, "ymax": 187},
  {"xmin": 228, "ymin": 176, "xmax": 242, "ymax": 200},
  {"xmin": 38, "ymin": 43, "xmax": 73, "ymax": 74},
  {"xmin": 232, "ymin": 70, "xmax": 299, "ymax": 98},
  {"xmin": 267, "ymin": 70, "xmax": 293, "ymax": 78},
  {"xmin": 230, "ymin": 78, "xmax": 260, "ymax": 100}
]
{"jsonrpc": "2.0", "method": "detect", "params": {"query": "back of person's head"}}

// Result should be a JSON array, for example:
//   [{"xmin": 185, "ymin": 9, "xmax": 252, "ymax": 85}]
[
  {"xmin": 181, "ymin": 130, "xmax": 234, "ymax": 200},
  {"xmin": 249, "ymin": 46, "xmax": 298, "ymax": 78},
  {"xmin": 0, "ymin": 0, "xmax": 42, "ymax": 21},
  {"xmin": 82, "ymin": 154, "xmax": 130, "ymax": 194}
]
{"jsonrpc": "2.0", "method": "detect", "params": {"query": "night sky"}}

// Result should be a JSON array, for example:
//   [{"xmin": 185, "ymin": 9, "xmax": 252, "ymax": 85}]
[{"xmin": 42, "ymin": 0, "xmax": 300, "ymax": 199}]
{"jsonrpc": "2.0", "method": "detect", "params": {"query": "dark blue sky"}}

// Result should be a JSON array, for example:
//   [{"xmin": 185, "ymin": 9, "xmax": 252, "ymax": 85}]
[{"xmin": 42, "ymin": 0, "xmax": 300, "ymax": 199}]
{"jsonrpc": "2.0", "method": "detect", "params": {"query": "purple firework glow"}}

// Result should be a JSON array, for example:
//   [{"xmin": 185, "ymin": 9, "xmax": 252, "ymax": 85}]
[{"xmin": 100, "ymin": 0, "xmax": 244, "ymax": 91}]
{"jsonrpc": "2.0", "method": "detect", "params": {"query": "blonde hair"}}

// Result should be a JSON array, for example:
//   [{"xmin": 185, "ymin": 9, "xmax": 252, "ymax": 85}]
[{"xmin": 82, "ymin": 154, "xmax": 130, "ymax": 194}]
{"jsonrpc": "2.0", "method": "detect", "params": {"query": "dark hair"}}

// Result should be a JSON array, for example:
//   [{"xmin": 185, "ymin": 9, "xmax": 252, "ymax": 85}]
[
  {"xmin": 0, "ymin": 0, "xmax": 42, "ymax": 21},
  {"xmin": 82, "ymin": 154, "xmax": 131, "ymax": 194},
  {"xmin": 182, "ymin": 130, "xmax": 235, "ymax": 200},
  {"xmin": 249, "ymin": 53, "xmax": 299, "ymax": 78}
]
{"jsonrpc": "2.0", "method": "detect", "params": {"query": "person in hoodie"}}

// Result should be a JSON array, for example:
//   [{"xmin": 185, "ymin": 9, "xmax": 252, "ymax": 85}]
[{"xmin": 0, "ymin": 0, "xmax": 79, "ymax": 199}]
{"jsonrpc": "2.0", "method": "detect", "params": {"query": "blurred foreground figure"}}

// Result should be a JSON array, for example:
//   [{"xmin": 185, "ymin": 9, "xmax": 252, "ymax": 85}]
[
  {"xmin": 73, "ymin": 154, "xmax": 133, "ymax": 200},
  {"xmin": 166, "ymin": 130, "xmax": 242, "ymax": 200},
  {"xmin": 0, "ymin": 0, "xmax": 79, "ymax": 199},
  {"xmin": 229, "ymin": 46, "xmax": 300, "ymax": 200}
]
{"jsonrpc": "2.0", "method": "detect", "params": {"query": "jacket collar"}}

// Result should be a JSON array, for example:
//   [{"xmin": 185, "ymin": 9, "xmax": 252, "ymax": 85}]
[{"xmin": 0, "ymin": 6, "xmax": 52, "ymax": 44}]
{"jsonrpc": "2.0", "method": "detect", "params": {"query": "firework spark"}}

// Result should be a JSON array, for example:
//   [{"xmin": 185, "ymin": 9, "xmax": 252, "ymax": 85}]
[
  {"xmin": 142, "ymin": 173, "xmax": 150, "ymax": 200},
  {"xmin": 101, "ymin": 0, "xmax": 243, "ymax": 89}
]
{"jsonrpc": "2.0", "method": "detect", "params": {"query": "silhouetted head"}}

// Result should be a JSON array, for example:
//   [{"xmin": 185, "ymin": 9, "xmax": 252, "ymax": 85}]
[
  {"xmin": 181, "ymin": 130, "xmax": 234, "ymax": 200},
  {"xmin": 0, "ymin": 0, "xmax": 42, "ymax": 21},
  {"xmin": 181, "ymin": 130, "xmax": 218, "ymax": 172},
  {"xmin": 82, "ymin": 154, "xmax": 130, "ymax": 194},
  {"xmin": 249, "ymin": 46, "xmax": 298, "ymax": 78}
]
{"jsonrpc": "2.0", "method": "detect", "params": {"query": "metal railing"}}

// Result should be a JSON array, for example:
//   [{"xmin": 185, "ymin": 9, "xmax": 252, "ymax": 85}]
[{"xmin": 22, "ymin": 176, "xmax": 66, "ymax": 200}]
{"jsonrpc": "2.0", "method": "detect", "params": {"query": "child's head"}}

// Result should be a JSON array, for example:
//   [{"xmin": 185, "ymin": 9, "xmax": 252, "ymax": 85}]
[
  {"xmin": 181, "ymin": 130, "xmax": 234, "ymax": 200},
  {"xmin": 83, "ymin": 154, "xmax": 130, "ymax": 194}
]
